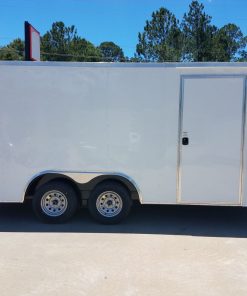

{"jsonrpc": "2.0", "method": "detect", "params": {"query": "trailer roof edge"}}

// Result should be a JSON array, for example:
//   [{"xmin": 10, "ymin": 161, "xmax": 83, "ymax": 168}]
[{"xmin": 1, "ymin": 61, "xmax": 247, "ymax": 68}]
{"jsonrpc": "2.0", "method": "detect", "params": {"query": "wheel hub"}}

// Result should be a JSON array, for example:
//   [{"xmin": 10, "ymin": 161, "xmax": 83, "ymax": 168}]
[
  {"xmin": 41, "ymin": 190, "xmax": 68, "ymax": 217},
  {"xmin": 96, "ymin": 191, "xmax": 123, "ymax": 217}
]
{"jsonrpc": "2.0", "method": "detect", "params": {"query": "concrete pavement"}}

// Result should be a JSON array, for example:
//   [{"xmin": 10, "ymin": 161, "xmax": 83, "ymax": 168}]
[{"xmin": 0, "ymin": 203, "xmax": 247, "ymax": 296}]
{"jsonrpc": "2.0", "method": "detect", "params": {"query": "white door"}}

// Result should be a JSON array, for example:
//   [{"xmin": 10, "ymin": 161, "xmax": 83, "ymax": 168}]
[{"xmin": 178, "ymin": 76, "xmax": 245, "ymax": 205}]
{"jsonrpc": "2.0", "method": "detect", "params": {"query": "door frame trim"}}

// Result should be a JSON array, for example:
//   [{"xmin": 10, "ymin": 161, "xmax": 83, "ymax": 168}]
[{"xmin": 176, "ymin": 74, "xmax": 247, "ymax": 205}]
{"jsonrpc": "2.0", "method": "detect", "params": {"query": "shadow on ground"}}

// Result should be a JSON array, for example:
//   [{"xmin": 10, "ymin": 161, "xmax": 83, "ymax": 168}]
[{"xmin": 0, "ymin": 202, "xmax": 247, "ymax": 238}]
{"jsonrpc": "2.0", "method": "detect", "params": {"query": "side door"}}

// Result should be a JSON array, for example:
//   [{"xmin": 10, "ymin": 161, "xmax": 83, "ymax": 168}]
[{"xmin": 178, "ymin": 76, "xmax": 246, "ymax": 205}]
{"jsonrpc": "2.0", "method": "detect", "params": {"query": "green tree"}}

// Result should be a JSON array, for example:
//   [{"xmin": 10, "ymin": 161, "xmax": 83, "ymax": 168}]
[
  {"xmin": 98, "ymin": 42, "xmax": 125, "ymax": 62},
  {"xmin": 41, "ymin": 21, "xmax": 101, "ymax": 61},
  {"xmin": 70, "ymin": 37, "xmax": 101, "ymax": 61},
  {"xmin": 238, "ymin": 50, "xmax": 247, "ymax": 62},
  {"xmin": 136, "ymin": 7, "xmax": 182, "ymax": 62},
  {"xmin": 125, "ymin": 55, "xmax": 141, "ymax": 63},
  {"xmin": 212, "ymin": 24, "xmax": 247, "ymax": 61},
  {"xmin": 181, "ymin": 0, "xmax": 216, "ymax": 61},
  {"xmin": 41, "ymin": 21, "xmax": 78, "ymax": 61},
  {"xmin": 0, "ymin": 38, "xmax": 24, "ymax": 60}
]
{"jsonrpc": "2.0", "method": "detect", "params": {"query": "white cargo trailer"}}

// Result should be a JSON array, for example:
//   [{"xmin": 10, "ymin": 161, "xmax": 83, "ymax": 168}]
[{"xmin": 1, "ymin": 61, "xmax": 247, "ymax": 223}]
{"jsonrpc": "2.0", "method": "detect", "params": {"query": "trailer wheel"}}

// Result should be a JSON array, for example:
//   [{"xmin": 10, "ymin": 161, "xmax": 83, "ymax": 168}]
[
  {"xmin": 32, "ymin": 181, "xmax": 79, "ymax": 223},
  {"xmin": 88, "ymin": 182, "xmax": 132, "ymax": 224}
]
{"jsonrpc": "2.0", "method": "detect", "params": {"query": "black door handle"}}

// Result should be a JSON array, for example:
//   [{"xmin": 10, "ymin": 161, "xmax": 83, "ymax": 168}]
[{"xmin": 182, "ymin": 137, "xmax": 189, "ymax": 145}]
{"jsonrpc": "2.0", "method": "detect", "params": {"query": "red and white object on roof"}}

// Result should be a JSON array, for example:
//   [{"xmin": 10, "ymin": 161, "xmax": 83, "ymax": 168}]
[{"xmin": 24, "ymin": 21, "xmax": 40, "ymax": 61}]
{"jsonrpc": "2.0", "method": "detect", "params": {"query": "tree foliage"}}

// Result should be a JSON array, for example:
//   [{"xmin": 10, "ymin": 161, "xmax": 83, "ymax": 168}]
[
  {"xmin": 41, "ymin": 21, "xmax": 101, "ymax": 61},
  {"xmin": 0, "ymin": 38, "xmax": 24, "ymax": 60},
  {"xmin": 136, "ymin": 8, "xmax": 182, "ymax": 62},
  {"xmin": 136, "ymin": 0, "xmax": 247, "ymax": 62},
  {"xmin": 212, "ymin": 24, "xmax": 247, "ymax": 61},
  {"xmin": 41, "ymin": 21, "xmax": 77, "ymax": 61},
  {"xmin": 181, "ymin": 1, "xmax": 216, "ymax": 61},
  {"xmin": 1, "ymin": 2, "xmax": 247, "ymax": 63},
  {"xmin": 98, "ymin": 42, "xmax": 125, "ymax": 62},
  {"xmin": 70, "ymin": 37, "xmax": 101, "ymax": 61}
]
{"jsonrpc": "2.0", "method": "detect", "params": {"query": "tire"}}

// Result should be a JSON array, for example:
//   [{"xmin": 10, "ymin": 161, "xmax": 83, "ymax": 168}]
[
  {"xmin": 32, "ymin": 181, "xmax": 79, "ymax": 223},
  {"xmin": 88, "ymin": 182, "xmax": 132, "ymax": 224}
]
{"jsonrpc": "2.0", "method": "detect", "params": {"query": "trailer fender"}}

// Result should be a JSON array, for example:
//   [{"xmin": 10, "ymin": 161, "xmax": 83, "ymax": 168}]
[{"xmin": 23, "ymin": 171, "xmax": 143, "ymax": 203}]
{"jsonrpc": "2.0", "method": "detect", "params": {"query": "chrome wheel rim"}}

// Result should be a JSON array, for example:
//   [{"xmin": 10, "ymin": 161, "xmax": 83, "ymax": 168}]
[
  {"xmin": 96, "ymin": 191, "xmax": 123, "ymax": 217},
  {"xmin": 41, "ymin": 190, "xmax": 68, "ymax": 217}
]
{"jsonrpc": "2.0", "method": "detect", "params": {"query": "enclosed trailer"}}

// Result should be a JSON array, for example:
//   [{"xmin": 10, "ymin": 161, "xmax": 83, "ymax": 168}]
[{"xmin": 0, "ymin": 61, "xmax": 247, "ymax": 223}]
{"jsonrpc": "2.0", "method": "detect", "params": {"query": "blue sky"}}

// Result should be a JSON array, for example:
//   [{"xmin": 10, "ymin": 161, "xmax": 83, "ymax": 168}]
[{"xmin": 1, "ymin": 0, "xmax": 247, "ymax": 57}]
